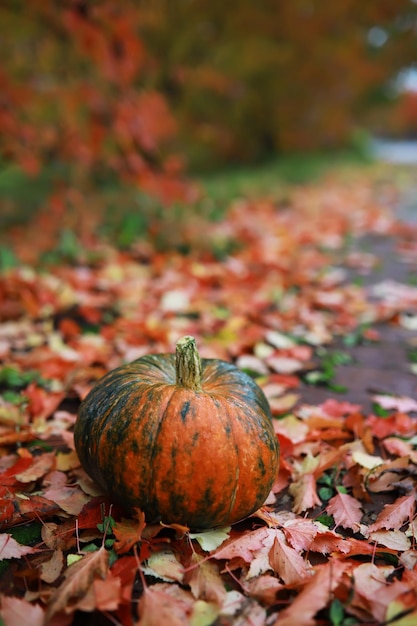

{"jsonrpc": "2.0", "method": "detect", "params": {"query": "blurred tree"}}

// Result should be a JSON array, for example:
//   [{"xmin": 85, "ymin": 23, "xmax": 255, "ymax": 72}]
[
  {"xmin": 140, "ymin": 0, "xmax": 417, "ymax": 167},
  {"xmin": 0, "ymin": 0, "xmax": 190, "ymax": 202},
  {"xmin": 1, "ymin": 0, "xmax": 417, "ymax": 179}
]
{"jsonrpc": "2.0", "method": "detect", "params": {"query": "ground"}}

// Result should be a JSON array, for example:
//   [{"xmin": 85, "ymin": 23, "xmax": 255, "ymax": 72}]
[{"xmin": 1, "ymin": 162, "xmax": 417, "ymax": 626}]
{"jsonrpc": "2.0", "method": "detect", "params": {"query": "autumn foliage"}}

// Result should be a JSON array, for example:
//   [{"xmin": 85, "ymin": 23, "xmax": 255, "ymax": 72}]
[
  {"xmin": 1, "ymin": 0, "xmax": 417, "ymax": 180},
  {"xmin": 1, "ymin": 3, "xmax": 417, "ymax": 624},
  {"xmin": 1, "ymin": 172, "xmax": 417, "ymax": 624}
]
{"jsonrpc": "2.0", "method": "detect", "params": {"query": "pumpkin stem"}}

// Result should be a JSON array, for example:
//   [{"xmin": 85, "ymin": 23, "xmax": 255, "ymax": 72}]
[{"xmin": 175, "ymin": 336, "xmax": 203, "ymax": 391}]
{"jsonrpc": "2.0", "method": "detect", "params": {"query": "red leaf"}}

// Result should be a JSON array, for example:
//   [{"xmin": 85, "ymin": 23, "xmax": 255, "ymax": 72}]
[
  {"xmin": 269, "ymin": 535, "xmax": 310, "ymax": 585},
  {"xmin": 367, "ymin": 494, "xmax": 416, "ymax": 533},
  {"xmin": 272, "ymin": 561, "xmax": 347, "ymax": 625},
  {"xmin": 326, "ymin": 492, "xmax": 363, "ymax": 531}
]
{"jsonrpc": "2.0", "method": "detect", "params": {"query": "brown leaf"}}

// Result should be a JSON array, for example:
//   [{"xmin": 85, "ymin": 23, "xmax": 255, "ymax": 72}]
[
  {"xmin": 350, "ymin": 563, "xmax": 408, "ymax": 623},
  {"xmin": 185, "ymin": 553, "xmax": 227, "ymax": 604},
  {"xmin": 45, "ymin": 546, "xmax": 109, "ymax": 622},
  {"xmin": 213, "ymin": 527, "xmax": 270, "ymax": 563},
  {"xmin": 40, "ymin": 548, "xmax": 64, "ymax": 583},
  {"xmin": 281, "ymin": 518, "xmax": 319, "ymax": 553}
]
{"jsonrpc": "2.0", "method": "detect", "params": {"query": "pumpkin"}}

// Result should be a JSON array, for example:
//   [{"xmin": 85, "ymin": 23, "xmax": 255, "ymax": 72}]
[{"xmin": 74, "ymin": 336, "xmax": 279, "ymax": 529}]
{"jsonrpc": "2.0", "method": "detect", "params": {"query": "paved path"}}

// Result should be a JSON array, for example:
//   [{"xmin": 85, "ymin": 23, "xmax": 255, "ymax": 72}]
[{"xmin": 300, "ymin": 183, "xmax": 417, "ymax": 413}]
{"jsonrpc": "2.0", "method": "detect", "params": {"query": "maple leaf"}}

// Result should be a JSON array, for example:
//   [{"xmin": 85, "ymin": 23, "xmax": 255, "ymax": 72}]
[
  {"xmin": 185, "ymin": 553, "xmax": 227, "ymax": 604},
  {"xmin": 113, "ymin": 509, "xmax": 146, "ymax": 554},
  {"xmin": 281, "ymin": 518, "xmax": 319, "ymax": 552},
  {"xmin": 213, "ymin": 527, "xmax": 270, "ymax": 563},
  {"xmin": 326, "ymin": 491, "xmax": 363, "ymax": 531},
  {"xmin": 245, "ymin": 574, "xmax": 284, "ymax": 605},
  {"xmin": 350, "ymin": 563, "xmax": 408, "ymax": 624},
  {"xmin": 0, "ymin": 596, "xmax": 44, "ymax": 626},
  {"xmin": 289, "ymin": 474, "xmax": 321, "ymax": 514},
  {"xmin": 137, "ymin": 582, "xmax": 194, "ymax": 626},
  {"xmin": 367, "ymin": 494, "xmax": 416, "ymax": 533},
  {"xmin": 269, "ymin": 535, "xmax": 311, "ymax": 585},
  {"xmin": 45, "ymin": 546, "xmax": 109, "ymax": 621},
  {"xmin": 0, "ymin": 533, "xmax": 37, "ymax": 561},
  {"xmin": 272, "ymin": 560, "xmax": 347, "ymax": 626}
]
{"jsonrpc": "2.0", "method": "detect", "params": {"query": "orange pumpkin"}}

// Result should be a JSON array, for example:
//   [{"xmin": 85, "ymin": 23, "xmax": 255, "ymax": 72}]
[{"xmin": 74, "ymin": 336, "xmax": 279, "ymax": 529}]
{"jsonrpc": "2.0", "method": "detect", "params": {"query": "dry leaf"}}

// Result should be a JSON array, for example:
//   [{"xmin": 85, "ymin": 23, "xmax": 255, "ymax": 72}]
[
  {"xmin": 272, "ymin": 561, "xmax": 347, "ymax": 625},
  {"xmin": 45, "ymin": 546, "xmax": 109, "ymax": 621},
  {"xmin": 0, "ymin": 596, "xmax": 44, "ymax": 626},
  {"xmin": 326, "ymin": 492, "xmax": 363, "ymax": 531},
  {"xmin": 0, "ymin": 534, "xmax": 37, "ymax": 561},
  {"xmin": 367, "ymin": 494, "xmax": 416, "ymax": 533},
  {"xmin": 269, "ymin": 536, "xmax": 311, "ymax": 585}
]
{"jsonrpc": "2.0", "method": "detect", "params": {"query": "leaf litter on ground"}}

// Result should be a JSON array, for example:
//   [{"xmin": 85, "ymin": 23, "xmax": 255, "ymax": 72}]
[{"xmin": 1, "ymin": 173, "xmax": 417, "ymax": 624}]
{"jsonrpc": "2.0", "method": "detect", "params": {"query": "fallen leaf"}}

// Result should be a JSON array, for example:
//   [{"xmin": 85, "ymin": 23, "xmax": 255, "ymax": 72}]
[
  {"xmin": 326, "ymin": 492, "xmax": 363, "ymax": 531},
  {"xmin": 45, "ymin": 546, "xmax": 109, "ymax": 621},
  {"xmin": 272, "ymin": 560, "xmax": 347, "ymax": 625},
  {"xmin": 289, "ymin": 474, "xmax": 321, "ymax": 514},
  {"xmin": 350, "ymin": 562, "xmax": 408, "ymax": 623},
  {"xmin": 372, "ymin": 394, "xmax": 417, "ymax": 414},
  {"xmin": 367, "ymin": 494, "xmax": 416, "ymax": 533},
  {"xmin": 368, "ymin": 530, "xmax": 411, "ymax": 551},
  {"xmin": 0, "ymin": 534, "xmax": 37, "ymax": 561},
  {"xmin": 189, "ymin": 526, "xmax": 231, "ymax": 552},
  {"xmin": 114, "ymin": 510, "xmax": 146, "ymax": 554},
  {"xmin": 143, "ymin": 549, "xmax": 185, "ymax": 583},
  {"xmin": 138, "ymin": 582, "xmax": 194, "ymax": 626},
  {"xmin": 269, "ymin": 535, "xmax": 311, "ymax": 585},
  {"xmin": 185, "ymin": 554, "xmax": 227, "ymax": 604},
  {"xmin": 14, "ymin": 452, "xmax": 56, "ymax": 482},
  {"xmin": 0, "ymin": 596, "xmax": 44, "ymax": 626},
  {"xmin": 40, "ymin": 547, "xmax": 64, "ymax": 583},
  {"xmin": 213, "ymin": 527, "xmax": 270, "ymax": 563}
]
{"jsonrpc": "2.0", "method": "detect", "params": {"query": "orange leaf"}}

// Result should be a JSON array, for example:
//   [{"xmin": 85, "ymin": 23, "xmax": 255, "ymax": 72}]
[{"xmin": 113, "ymin": 509, "xmax": 146, "ymax": 554}]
